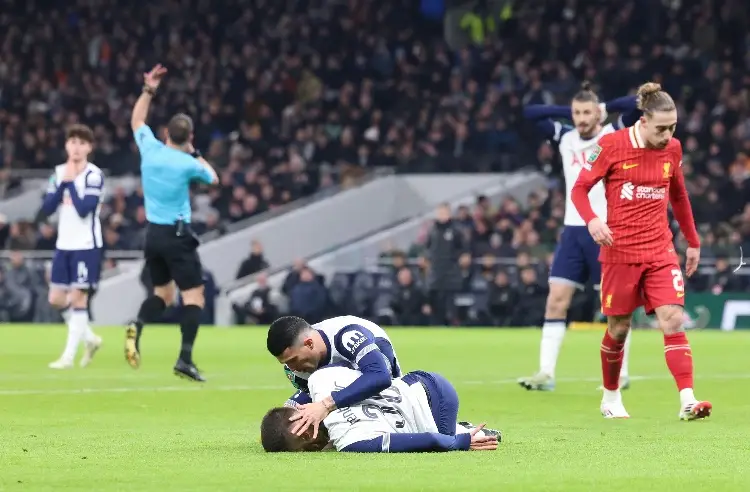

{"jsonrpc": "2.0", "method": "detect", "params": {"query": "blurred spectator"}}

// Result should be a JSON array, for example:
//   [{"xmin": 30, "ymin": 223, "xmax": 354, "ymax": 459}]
[
  {"xmin": 0, "ymin": 256, "xmax": 34, "ymax": 322},
  {"xmin": 35, "ymin": 223, "xmax": 57, "ymax": 250},
  {"xmin": 288, "ymin": 267, "xmax": 327, "ymax": 324},
  {"xmin": 282, "ymin": 258, "xmax": 325, "ymax": 296},
  {"xmin": 425, "ymin": 203, "xmax": 465, "ymax": 324},
  {"xmin": 233, "ymin": 272, "xmax": 278, "ymax": 325},
  {"xmin": 708, "ymin": 257, "xmax": 745, "ymax": 294},
  {"xmin": 282, "ymin": 259, "xmax": 306, "ymax": 296},
  {"xmin": 488, "ymin": 271, "xmax": 518, "ymax": 327},
  {"xmin": 34, "ymin": 263, "xmax": 62, "ymax": 323},
  {"xmin": 511, "ymin": 267, "xmax": 548, "ymax": 328},
  {"xmin": 390, "ymin": 267, "xmax": 430, "ymax": 326},
  {"xmin": 235, "ymin": 240, "xmax": 270, "ymax": 279},
  {"xmin": 6, "ymin": 251, "xmax": 34, "ymax": 293}
]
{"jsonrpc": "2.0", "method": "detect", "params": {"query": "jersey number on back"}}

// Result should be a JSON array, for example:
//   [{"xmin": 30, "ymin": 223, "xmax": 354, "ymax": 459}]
[{"xmin": 361, "ymin": 385, "xmax": 406, "ymax": 428}]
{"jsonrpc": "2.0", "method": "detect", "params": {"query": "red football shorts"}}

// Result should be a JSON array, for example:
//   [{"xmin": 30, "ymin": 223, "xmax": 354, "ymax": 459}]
[{"xmin": 600, "ymin": 260, "xmax": 685, "ymax": 316}]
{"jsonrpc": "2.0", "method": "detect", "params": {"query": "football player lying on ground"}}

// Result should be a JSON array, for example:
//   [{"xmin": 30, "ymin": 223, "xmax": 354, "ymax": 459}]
[
  {"xmin": 273, "ymin": 315, "xmax": 496, "ymax": 437},
  {"xmin": 261, "ymin": 365, "xmax": 500, "ymax": 453}
]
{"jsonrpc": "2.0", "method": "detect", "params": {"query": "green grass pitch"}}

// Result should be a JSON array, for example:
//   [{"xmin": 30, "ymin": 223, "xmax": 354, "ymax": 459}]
[{"xmin": 1, "ymin": 325, "xmax": 749, "ymax": 491}]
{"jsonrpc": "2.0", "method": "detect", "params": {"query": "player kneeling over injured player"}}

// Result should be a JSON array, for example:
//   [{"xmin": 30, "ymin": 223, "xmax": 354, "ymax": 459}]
[{"xmin": 261, "ymin": 365, "xmax": 499, "ymax": 453}]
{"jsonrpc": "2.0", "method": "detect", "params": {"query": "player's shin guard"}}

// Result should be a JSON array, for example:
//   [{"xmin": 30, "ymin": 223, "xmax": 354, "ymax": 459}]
[
  {"xmin": 600, "ymin": 331, "xmax": 625, "ymax": 391},
  {"xmin": 179, "ymin": 305, "xmax": 202, "ymax": 364},
  {"xmin": 664, "ymin": 332, "xmax": 694, "ymax": 398}
]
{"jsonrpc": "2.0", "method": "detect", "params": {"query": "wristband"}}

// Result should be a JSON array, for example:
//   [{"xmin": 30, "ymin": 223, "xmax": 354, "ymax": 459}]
[{"xmin": 143, "ymin": 85, "xmax": 156, "ymax": 96}]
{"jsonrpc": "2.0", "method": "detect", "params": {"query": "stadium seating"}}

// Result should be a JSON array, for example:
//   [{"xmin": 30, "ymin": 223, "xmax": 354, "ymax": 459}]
[{"xmin": 1, "ymin": 0, "xmax": 749, "ymax": 325}]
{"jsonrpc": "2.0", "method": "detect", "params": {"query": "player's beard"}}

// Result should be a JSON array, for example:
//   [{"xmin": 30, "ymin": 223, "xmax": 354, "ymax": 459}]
[{"xmin": 577, "ymin": 122, "xmax": 597, "ymax": 139}]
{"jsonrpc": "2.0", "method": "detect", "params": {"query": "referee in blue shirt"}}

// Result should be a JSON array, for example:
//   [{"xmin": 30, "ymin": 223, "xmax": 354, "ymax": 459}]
[{"xmin": 125, "ymin": 64, "xmax": 218, "ymax": 382}]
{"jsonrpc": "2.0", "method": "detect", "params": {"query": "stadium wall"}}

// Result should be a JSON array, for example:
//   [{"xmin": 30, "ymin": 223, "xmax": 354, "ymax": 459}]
[{"xmin": 216, "ymin": 171, "xmax": 546, "ymax": 325}]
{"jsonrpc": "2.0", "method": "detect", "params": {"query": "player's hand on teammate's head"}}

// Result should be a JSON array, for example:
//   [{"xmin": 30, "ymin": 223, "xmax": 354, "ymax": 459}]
[
  {"xmin": 685, "ymin": 247, "xmax": 701, "ymax": 277},
  {"xmin": 289, "ymin": 401, "xmax": 330, "ymax": 439},
  {"xmin": 288, "ymin": 411, "xmax": 330, "ymax": 451},
  {"xmin": 143, "ymin": 64, "xmax": 167, "ymax": 90},
  {"xmin": 469, "ymin": 424, "xmax": 498, "ymax": 451},
  {"xmin": 587, "ymin": 217, "xmax": 614, "ymax": 246}
]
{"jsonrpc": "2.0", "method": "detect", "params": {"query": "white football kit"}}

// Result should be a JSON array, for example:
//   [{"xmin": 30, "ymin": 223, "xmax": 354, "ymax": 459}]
[
  {"xmin": 555, "ymin": 122, "xmax": 612, "ymax": 226},
  {"xmin": 284, "ymin": 315, "xmax": 402, "ymax": 407},
  {"xmin": 43, "ymin": 161, "xmax": 104, "ymax": 369},
  {"xmin": 308, "ymin": 366, "xmax": 436, "ymax": 451},
  {"xmin": 47, "ymin": 162, "xmax": 105, "ymax": 290}
]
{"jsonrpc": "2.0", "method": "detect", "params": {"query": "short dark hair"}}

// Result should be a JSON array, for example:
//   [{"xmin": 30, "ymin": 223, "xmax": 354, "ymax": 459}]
[
  {"xmin": 260, "ymin": 407, "xmax": 296, "ymax": 452},
  {"xmin": 167, "ymin": 113, "xmax": 194, "ymax": 145},
  {"xmin": 266, "ymin": 316, "xmax": 311, "ymax": 356},
  {"xmin": 572, "ymin": 80, "xmax": 599, "ymax": 104},
  {"xmin": 66, "ymin": 124, "xmax": 94, "ymax": 144}
]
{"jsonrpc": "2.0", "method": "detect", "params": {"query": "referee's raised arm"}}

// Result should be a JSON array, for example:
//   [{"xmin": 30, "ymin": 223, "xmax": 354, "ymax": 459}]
[
  {"xmin": 130, "ymin": 64, "xmax": 218, "ymax": 185},
  {"xmin": 124, "ymin": 64, "xmax": 216, "ymax": 383}
]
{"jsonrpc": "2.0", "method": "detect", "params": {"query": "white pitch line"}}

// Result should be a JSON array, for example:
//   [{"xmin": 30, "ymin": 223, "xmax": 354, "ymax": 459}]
[
  {"xmin": 1, "ymin": 373, "xmax": 748, "ymax": 397},
  {"xmin": 466, "ymin": 373, "xmax": 750, "ymax": 385},
  {"xmin": 0, "ymin": 373, "xmax": 173, "ymax": 382},
  {"xmin": 0, "ymin": 384, "xmax": 289, "ymax": 396}
]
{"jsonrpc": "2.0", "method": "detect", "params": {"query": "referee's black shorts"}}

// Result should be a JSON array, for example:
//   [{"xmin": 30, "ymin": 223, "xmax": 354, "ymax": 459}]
[{"xmin": 144, "ymin": 222, "xmax": 204, "ymax": 291}]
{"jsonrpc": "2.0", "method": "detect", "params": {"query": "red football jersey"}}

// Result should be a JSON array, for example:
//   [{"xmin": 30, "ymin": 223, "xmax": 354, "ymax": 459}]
[{"xmin": 571, "ymin": 121, "xmax": 700, "ymax": 264}]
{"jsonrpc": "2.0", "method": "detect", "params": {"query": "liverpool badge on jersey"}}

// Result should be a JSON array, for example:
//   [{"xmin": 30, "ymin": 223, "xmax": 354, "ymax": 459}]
[
  {"xmin": 587, "ymin": 145, "xmax": 602, "ymax": 163},
  {"xmin": 663, "ymin": 162, "xmax": 671, "ymax": 179}
]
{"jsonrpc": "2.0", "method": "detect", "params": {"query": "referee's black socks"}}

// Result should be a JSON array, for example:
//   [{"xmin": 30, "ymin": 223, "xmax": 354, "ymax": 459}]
[
  {"xmin": 179, "ymin": 304, "xmax": 202, "ymax": 364},
  {"xmin": 137, "ymin": 296, "xmax": 167, "ymax": 335}
]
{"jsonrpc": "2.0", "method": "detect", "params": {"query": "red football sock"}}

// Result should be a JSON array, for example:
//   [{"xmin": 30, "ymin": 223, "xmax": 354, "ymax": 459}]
[
  {"xmin": 600, "ymin": 331, "xmax": 626, "ymax": 390},
  {"xmin": 664, "ymin": 332, "xmax": 694, "ymax": 391}
]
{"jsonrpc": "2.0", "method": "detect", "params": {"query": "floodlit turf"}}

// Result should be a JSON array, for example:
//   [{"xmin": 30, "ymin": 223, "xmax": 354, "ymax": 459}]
[{"xmin": 1, "ymin": 325, "xmax": 749, "ymax": 491}]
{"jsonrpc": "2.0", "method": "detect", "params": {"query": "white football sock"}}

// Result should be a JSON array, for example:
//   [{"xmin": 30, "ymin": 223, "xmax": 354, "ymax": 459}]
[
  {"xmin": 602, "ymin": 388, "xmax": 621, "ymax": 405},
  {"xmin": 539, "ymin": 319, "xmax": 566, "ymax": 377},
  {"xmin": 60, "ymin": 309, "xmax": 86, "ymax": 361},
  {"xmin": 620, "ymin": 329, "xmax": 632, "ymax": 378},
  {"xmin": 59, "ymin": 305, "xmax": 71, "ymax": 323},
  {"xmin": 455, "ymin": 423, "xmax": 485, "ymax": 437},
  {"xmin": 71, "ymin": 309, "xmax": 97, "ymax": 344},
  {"xmin": 456, "ymin": 423, "xmax": 470, "ymax": 434},
  {"xmin": 679, "ymin": 388, "xmax": 696, "ymax": 407}
]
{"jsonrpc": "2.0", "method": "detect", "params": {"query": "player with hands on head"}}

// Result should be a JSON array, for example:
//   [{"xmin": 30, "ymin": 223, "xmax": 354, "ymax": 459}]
[{"xmin": 571, "ymin": 82, "xmax": 710, "ymax": 420}]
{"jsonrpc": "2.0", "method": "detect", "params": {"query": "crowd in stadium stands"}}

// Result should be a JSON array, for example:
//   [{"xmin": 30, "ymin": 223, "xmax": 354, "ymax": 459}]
[
  {"xmin": 1, "ymin": 0, "xmax": 750, "ymax": 323},
  {"xmin": 233, "ymin": 196, "xmax": 749, "ymax": 328}
]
